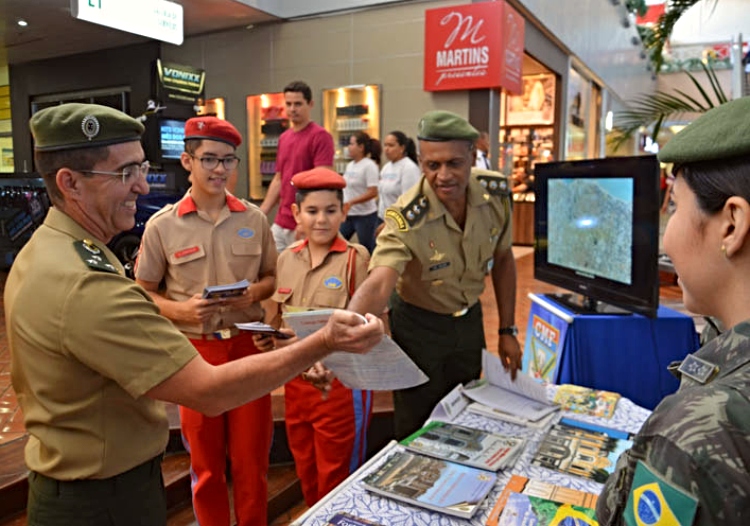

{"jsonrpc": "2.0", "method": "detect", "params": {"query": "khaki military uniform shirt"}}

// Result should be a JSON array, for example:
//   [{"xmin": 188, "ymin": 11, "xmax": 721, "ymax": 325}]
[
  {"xmin": 272, "ymin": 235, "xmax": 369, "ymax": 311},
  {"xmin": 370, "ymin": 173, "xmax": 512, "ymax": 315},
  {"xmin": 135, "ymin": 191, "xmax": 277, "ymax": 335},
  {"xmin": 5, "ymin": 208, "xmax": 198, "ymax": 480}
]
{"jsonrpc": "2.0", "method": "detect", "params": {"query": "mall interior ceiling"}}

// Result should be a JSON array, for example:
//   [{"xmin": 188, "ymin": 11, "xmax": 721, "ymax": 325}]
[
  {"xmin": 0, "ymin": 0, "xmax": 281, "ymax": 69},
  {"xmin": 0, "ymin": 0, "xmax": 416, "ymax": 69}
]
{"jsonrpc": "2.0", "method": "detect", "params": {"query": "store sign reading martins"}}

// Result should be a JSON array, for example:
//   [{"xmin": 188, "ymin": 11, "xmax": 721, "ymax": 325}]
[
  {"xmin": 71, "ymin": 0, "xmax": 183, "ymax": 45},
  {"xmin": 423, "ymin": 1, "xmax": 524, "ymax": 93}
]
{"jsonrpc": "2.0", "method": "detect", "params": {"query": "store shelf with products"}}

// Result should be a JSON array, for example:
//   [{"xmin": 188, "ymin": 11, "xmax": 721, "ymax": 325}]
[
  {"xmin": 499, "ymin": 125, "xmax": 554, "ymax": 191},
  {"xmin": 322, "ymin": 85, "xmax": 381, "ymax": 174},
  {"xmin": 246, "ymin": 92, "xmax": 288, "ymax": 200}
]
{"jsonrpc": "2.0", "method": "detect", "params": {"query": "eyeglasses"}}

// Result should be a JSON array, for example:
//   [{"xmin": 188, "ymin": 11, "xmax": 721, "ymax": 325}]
[
  {"xmin": 79, "ymin": 161, "xmax": 150, "ymax": 185},
  {"xmin": 190, "ymin": 155, "xmax": 240, "ymax": 171}
]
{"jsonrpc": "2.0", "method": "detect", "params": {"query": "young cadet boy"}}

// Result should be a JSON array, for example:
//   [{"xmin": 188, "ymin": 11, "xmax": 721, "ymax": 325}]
[
  {"xmin": 255, "ymin": 167, "xmax": 373, "ymax": 506},
  {"xmin": 135, "ymin": 116, "xmax": 276, "ymax": 526}
]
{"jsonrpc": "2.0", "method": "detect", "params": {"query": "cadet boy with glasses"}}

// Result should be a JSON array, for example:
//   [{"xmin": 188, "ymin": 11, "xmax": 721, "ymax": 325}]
[{"xmin": 135, "ymin": 116, "xmax": 277, "ymax": 526}]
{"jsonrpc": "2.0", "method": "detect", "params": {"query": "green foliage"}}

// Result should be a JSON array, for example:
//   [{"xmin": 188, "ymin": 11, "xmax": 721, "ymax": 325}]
[
  {"xmin": 610, "ymin": 63, "xmax": 728, "ymax": 151},
  {"xmin": 642, "ymin": 0, "xmax": 720, "ymax": 73}
]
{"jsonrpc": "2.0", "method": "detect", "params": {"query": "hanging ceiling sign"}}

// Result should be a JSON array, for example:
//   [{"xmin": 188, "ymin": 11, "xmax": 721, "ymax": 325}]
[
  {"xmin": 71, "ymin": 0, "xmax": 184, "ymax": 45},
  {"xmin": 424, "ymin": 1, "xmax": 525, "ymax": 93}
]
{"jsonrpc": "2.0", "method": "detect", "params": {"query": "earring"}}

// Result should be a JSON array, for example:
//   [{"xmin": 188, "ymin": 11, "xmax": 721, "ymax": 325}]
[{"xmin": 721, "ymin": 245, "xmax": 728, "ymax": 257}]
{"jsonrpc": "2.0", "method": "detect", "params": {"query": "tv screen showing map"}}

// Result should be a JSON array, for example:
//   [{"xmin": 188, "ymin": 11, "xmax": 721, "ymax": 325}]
[{"xmin": 548, "ymin": 178, "xmax": 633, "ymax": 285}]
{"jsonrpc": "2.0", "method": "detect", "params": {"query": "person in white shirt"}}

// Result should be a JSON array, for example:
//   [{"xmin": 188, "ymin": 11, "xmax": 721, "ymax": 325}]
[
  {"xmin": 341, "ymin": 131, "xmax": 380, "ymax": 253},
  {"xmin": 378, "ymin": 131, "xmax": 421, "ymax": 225},
  {"xmin": 474, "ymin": 131, "xmax": 491, "ymax": 169}
]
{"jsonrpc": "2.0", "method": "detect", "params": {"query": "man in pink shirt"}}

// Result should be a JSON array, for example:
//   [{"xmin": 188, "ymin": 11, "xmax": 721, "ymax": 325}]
[{"xmin": 260, "ymin": 81, "xmax": 335, "ymax": 252}]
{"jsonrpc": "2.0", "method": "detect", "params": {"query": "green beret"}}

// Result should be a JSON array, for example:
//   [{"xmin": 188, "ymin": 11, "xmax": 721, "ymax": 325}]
[
  {"xmin": 30, "ymin": 103, "xmax": 144, "ymax": 152},
  {"xmin": 658, "ymin": 97, "xmax": 750, "ymax": 164},
  {"xmin": 417, "ymin": 110, "xmax": 479, "ymax": 142}
]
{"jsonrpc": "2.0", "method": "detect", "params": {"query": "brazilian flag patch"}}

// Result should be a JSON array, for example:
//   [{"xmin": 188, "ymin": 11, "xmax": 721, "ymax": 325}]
[{"xmin": 624, "ymin": 461, "xmax": 698, "ymax": 526}]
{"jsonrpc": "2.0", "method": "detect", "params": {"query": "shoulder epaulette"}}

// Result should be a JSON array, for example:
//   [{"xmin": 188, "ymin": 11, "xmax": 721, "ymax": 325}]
[
  {"xmin": 74, "ymin": 239, "xmax": 120, "ymax": 274},
  {"xmin": 386, "ymin": 193, "xmax": 429, "ymax": 232},
  {"xmin": 475, "ymin": 174, "xmax": 511, "ymax": 197},
  {"xmin": 149, "ymin": 203, "xmax": 175, "ymax": 221}
]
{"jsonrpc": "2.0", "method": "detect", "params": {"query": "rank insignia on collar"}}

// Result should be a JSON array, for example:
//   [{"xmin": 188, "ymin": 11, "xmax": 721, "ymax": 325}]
[
  {"xmin": 82, "ymin": 239, "xmax": 101, "ymax": 254},
  {"xmin": 678, "ymin": 354, "xmax": 719, "ymax": 384},
  {"xmin": 475, "ymin": 174, "xmax": 510, "ymax": 197},
  {"xmin": 74, "ymin": 240, "xmax": 120, "ymax": 274}
]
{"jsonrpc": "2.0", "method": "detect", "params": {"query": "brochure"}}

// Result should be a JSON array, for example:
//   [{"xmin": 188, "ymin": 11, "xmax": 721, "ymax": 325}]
[
  {"xmin": 282, "ymin": 309, "xmax": 428, "ymax": 390},
  {"xmin": 486, "ymin": 474, "xmax": 599, "ymax": 526},
  {"xmin": 234, "ymin": 321, "xmax": 293, "ymax": 339},
  {"xmin": 361, "ymin": 450, "xmax": 497, "ymax": 519},
  {"xmin": 202, "ymin": 279, "xmax": 249, "ymax": 299},
  {"xmin": 400, "ymin": 421, "xmax": 525, "ymax": 472},
  {"xmin": 531, "ymin": 420, "xmax": 633, "ymax": 483},
  {"xmin": 553, "ymin": 384, "xmax": 621, "ymax": 419},
  {"xmin": 466, "ymin": 402, "xmax": 559, "ymax": 429},
  {"xmin": 462, "ymin": 349, "xmax": 559, "ymax": 423},
  {"xmin": 497, "ymin": 492, "xmax": 598, "ymax": 526},
  {"xmin": 326, "ymin": 512, "xmax": 384, "ymax": 526}
]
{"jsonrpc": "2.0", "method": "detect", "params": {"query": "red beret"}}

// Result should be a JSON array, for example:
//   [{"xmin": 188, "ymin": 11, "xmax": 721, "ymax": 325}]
[
  {"xmin": 184, "ymin": 116, "xmax": 242, "ymax": 147},
  {"xmin": 292, "ymin": 167, "xmax": 346, "ymax": 190}
]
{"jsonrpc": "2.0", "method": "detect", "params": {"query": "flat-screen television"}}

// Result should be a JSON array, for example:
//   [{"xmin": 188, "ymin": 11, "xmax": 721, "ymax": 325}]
[
  {"xmin": 159, "ymin": 118, "xmax": 186, "ymax": 160},
  {"xmin": 534, "ymin": 155, "xmax": 660, "ymax": 318}
]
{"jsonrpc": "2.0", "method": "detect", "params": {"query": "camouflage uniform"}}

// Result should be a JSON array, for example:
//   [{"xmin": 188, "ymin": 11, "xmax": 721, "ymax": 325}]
[{"xmin": 597, "ymin": 320, "xmax": 750, "ymax": 525}]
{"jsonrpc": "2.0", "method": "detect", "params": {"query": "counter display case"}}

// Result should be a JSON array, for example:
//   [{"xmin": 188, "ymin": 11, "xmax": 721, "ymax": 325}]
[
  {"xmin": 321, "ymin": 85, "xmax": 381, "ymax": 174},
  {"xmin": 246, "ymin": 92, "xmax": 288, "ymax": 200}
]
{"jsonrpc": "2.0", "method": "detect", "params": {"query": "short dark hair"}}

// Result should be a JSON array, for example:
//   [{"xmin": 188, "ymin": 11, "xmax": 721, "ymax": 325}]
[
  {"xmin": 184, "ymin": 138, "xmax": 202, "ymax": 155},
  {"xmin": 677, "ymin": 157, "xmax": 750, "ymax": 215},
  {"xmin": 284, "ymin": 81, "xmax": 312, "ymax": 103},
  {"xmin": 34, "ymin": 146, "xmax": 110, "ymax": 204},
  {"xmin": 295, "ymin": 188, "xmax": 344, "ymax": 206}
]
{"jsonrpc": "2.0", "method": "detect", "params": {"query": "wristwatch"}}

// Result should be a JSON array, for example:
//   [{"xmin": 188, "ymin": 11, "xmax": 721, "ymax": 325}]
[{"xmin": 498, "ymin": 325, "xmax": 519, "ymax": 336}]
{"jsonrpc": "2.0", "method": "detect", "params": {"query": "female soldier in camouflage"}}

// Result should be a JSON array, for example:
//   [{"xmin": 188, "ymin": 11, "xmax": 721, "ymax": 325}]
[{"xmin": 597, "ymin": 97, "xmax": 750, "ymax": 525}]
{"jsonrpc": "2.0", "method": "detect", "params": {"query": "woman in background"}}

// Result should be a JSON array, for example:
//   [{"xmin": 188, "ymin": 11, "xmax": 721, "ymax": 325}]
[
  {"xmin": 377, "ymin": 131, "xmax": 421, "ymax": 225},
  {"xmin": 597, "ymin": 97, "xmax": 750, "ymax": 526},
  {"xmin": 340, "ymin": 131, "xmax": 379, "ymax": 253}
]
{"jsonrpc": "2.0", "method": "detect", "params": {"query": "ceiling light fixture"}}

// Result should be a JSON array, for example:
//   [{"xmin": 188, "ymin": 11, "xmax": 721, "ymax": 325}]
[{"xmin": 17, "ymin": 19, "xmax": 28, "ymax": 27}]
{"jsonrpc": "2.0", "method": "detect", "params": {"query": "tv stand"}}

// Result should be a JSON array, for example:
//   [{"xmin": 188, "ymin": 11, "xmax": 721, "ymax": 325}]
[{"xmin": 545, "ymin": 293, "xmax": 633, "ymax": 316}]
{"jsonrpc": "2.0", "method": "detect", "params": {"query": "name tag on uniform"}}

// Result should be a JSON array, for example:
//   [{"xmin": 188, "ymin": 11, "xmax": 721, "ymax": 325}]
[{"xmin": 429, "ymin": 261, "xmax": 450, "ymax": 272}]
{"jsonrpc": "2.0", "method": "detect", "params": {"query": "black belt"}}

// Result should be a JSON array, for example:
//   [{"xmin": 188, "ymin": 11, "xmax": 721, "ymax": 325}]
[
  {"xmin": 394, "ymin": 295, "xmax": 480, "ymax": 318},
  {"xmin": 29, "ymin": 454, "xmax": 163, "ymax": 497}
]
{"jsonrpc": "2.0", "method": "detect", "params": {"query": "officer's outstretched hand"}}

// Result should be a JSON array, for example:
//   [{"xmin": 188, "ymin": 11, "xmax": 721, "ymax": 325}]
[
  {"xmin": 499, "ymin": 335, "xmax": 522, "ymax": 380},
  {"xmin": 320, "ymin": 310, "xmax": 383, "ymax": 355}
]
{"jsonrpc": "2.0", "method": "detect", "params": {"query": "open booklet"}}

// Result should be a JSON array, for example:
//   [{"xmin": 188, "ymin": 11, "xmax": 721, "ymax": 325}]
[
  {"xmin": 281, "ymin": 309, "xmax": 428, "ymax": 391},
  {"xmin": 461, "ymin": 349, "xmax": 559, "ymax": 424}
]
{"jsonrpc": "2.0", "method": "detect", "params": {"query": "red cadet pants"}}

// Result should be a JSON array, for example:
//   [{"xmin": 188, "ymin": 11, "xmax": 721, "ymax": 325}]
[
  {"xmin": 285, "ymin": 377, "xmax": 372, "ymax": 506},
  {"xmin": 183, "ymin": 333, "xmax": 272, "ymax": 526}
]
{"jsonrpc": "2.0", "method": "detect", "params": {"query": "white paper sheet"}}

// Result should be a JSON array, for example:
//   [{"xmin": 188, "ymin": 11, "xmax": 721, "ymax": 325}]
[
  {"xmin": 461, "ymin": 349, "xmax": 559, "ymax": 421},
  {"xmin": 282, "ymin": 309, "xmax": 429, "ymax": 391}
]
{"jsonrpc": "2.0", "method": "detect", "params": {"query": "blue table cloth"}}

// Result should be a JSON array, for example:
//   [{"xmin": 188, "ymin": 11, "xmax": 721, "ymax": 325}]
[{"xmin": 551, "ymin": 299, "xmax": 700, "ymax": 410}]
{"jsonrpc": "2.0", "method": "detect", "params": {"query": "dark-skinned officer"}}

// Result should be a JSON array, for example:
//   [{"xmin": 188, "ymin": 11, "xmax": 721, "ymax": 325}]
[{"xmin": 347, "ymin": 110, "xmax": 521, "ymax": 439}]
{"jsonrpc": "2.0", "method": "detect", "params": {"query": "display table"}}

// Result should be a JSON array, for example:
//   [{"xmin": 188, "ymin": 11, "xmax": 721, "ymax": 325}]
[
  {"xmin": 291, "ymin": 386, "xmax": 650, "ymax": 526},
  {"xmin": 535, "ymin": 295, "xmax": 700, "ymax": 410}
]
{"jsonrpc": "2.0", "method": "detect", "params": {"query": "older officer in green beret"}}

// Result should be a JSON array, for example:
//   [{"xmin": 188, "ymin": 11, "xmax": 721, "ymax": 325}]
[
  {"xmin": 597, "ymin": 97, "xmax": 750, "ymax": 526},
  {"xmin": 5, "ymin": 103, "xmax": 383, "ymax": 526},
  {"xmin": 348, "ymin": 110, "xmax": 521, "ymax": 439}
]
